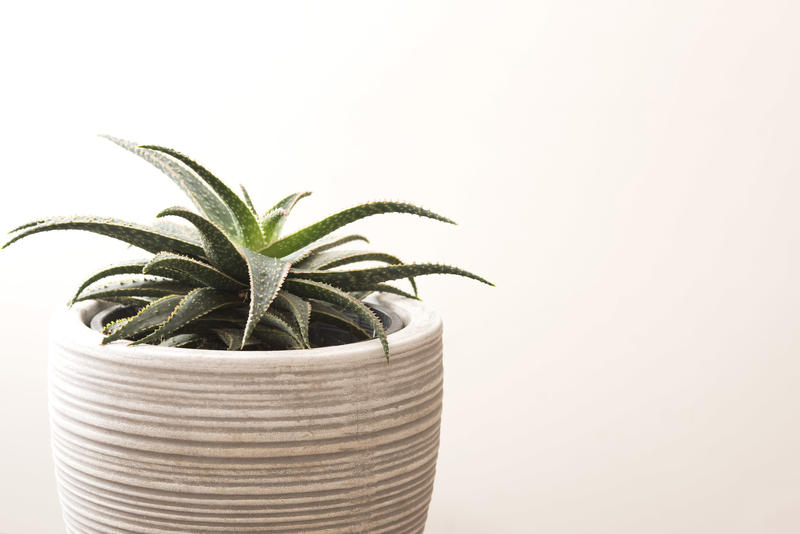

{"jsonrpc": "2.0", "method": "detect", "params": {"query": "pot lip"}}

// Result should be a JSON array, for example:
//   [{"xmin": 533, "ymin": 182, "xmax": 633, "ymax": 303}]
[{"xmin": 51, "ymin": 294, "xmax": 442, "ymax": 369}]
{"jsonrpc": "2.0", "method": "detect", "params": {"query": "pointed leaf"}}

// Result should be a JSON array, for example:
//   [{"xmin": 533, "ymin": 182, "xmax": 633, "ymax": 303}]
[
  {"xmin": 238, "ymin": 247, "xmax": 291, "ymax": 348},
  {"xmin": 309, "ymin": 302, "xmax": 371, "ymax": 340},
  {"xmin": 212, "ymin": 328, "xmax": 244, "ymax": 350},
  {"xmin": 268, "ymin": 191, "xmax": 313, "ymax": 214},
  {"xmin": 300, "ymin": 250, "xmax": 403, "ymax": 270},
  {"xmin": 298, "ymin": 250, "xmax": 418, "ymax": 295},
  {"xmin": 284, "ymin": 278, "xmax": 389, "ymax": 360},
  {"xmin": 157, "ymin": 207, "xmax": 248, "ymax": 279},
  {"xmin": 250, "ymin": 326, "xmax": 303, "ymax": 349},
  {"xmin": 289, "ymin": 263, "xmax": 493, "ymax": 290},
  {"xmin": 272, "ymin": 291, "xmax": 311, "ymax": 347},
  {"xmin": 143, "ymin": 252, "xmax": 244, "ymax": 291},
  {"xmin": 96, "ymin": 296, "xmax": 153, "ymax": 307},
  {"xmin": 260, "ymin": 201, "xmax": 455, "ymax": 257},
  {"xmin": 75, "ymin": 279, "xmax": 194, "ymax": 302},
  {"xmin": 102, "ymin": 136, "xmax": 239, "ymax": 238},
  {"xmin": 141, "ymin": 145, "xmax": 263, "ymax": 248},
  {"xmin": 291, "ymin": 234, "xmax": 370, "ymax": 266},
  {"xmin": 240, "ymin": 185, "xmax": 257, "ymax": 215},
  {"xmin": 360, "ymin": 284, "xmax": 420, "ymax": 300},
  {"xmin": 261, "ymin": 191, "xmax": 311, "ymax": 243},
  {"xmin": 259, "ymin": 208, "xmax": 287, "ymax": 244},
  {"xmin": 133, "ymin": 287, "xmax": 238, "ymax": 345},
  {"xmin": 150, "ymin": 220, "xmax": 201, "ymax": 244},
  {"xmin": 159, "ymin": 333, "xmax": 203, "ymax": 348},
  {"xmin": 2, "ymin": 216, "xmax": 206, "ymax": 257},
  {"xmin": 102, "ymin": 295, "xmax": 184, "ymax": 344},
  {"xmin": 8, "ymin": 219, "xmax": 47, "ymax": 233},
  {"xmin": 259, "ymin": 311, "xmax": 304, "ymax": 347},
  {"xmin": 72, "ymin": 260, "xmax": 149, "ymax": 303}
]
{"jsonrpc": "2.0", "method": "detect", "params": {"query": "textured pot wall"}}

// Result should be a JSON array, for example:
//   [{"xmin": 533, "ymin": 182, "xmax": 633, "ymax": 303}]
[{"xmin": 48, "ymin": 296, "xmax": 443, "ymax": 534}]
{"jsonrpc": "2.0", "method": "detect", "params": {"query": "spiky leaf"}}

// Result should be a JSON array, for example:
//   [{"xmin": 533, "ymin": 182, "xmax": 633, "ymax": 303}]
[
  {"xmin": 284, "ymin": 278, "xmax": 389, "ymax": 360},
  {"xmin": 260, "ymin": 202, "xmax": 455, "ymax": 257},
  {"xmin": 293, "ymin": 234, "xmax": 370, "ymax": 263},
  {"xmin": 212, "ymin": 328, "xmax": 245, "ymax": 350},
  {"xmin": 238, "ymin": 246, "xmax": 291, "ymax": 348},
  {"xmin": 289, "ymin": 263, "xmax": 493, "ymax": 290},
  {"xmin": 297, "ymin": 250, "xmax": 418, "ymax": 295},
  {"xmin": 240, "ymin": 185, "xmax": 257, "ymax": 215},
  {"xmin": 157, "ymin": 207, "xmax": 248, "ymax": 279},
  {"xmin": 259, "ymin": 311, "xmax": 304, "ymax": 347},
  {"xmin": 309, "ymin": 301, "xmax": 371, "ymax": 340},
  {"xmin": 72, "ymin": 260, "xmax": 149, "ymax": 303},
  {"xmin": 9, "ymin": 219, "xmax": 46, "ymax": 233},
  {"xmin": 133, "ymin": 287, "xmax": 238, "ymax": 345},
  {"xmin": 358, "ymin": 284, "xmax": 420, "ymax": 300},
  {"xmin": 159, "ymin": 333, "xmax": 203, "ymax": 348},
  {"xmin": 102, "ymin": 295, "xmax": 184, "ymax": 344},
  {"xmin": 259, "ymin": 208, "xmax": 287, "ymax": 244},
  {"xmin": 102, "ymin": 136, "xmax": 240, "ymax": 238},
  {"xmin": 141, "ymin": 145, "xmax": 263, "ymax": 248},
  {"xmin": 251, "ymin": 326, "xmax": 304, "ymax": 349},
  {"xmin": 150, "ymin": 220, "xmax": 201, "ymax": 243},
  {"xmin": 2, "ymin": 216, "xmax": 206, "ymax": 258},
  {"xmin": 272, "ymin": 291, "xmax": 311, "ymax": 347},
  {"xmin": 261, "ymin": 191, "xmax": 311, "ymax": 243},
  {"xmin": 75, "ymin": 279, "xmax": 194, "ymax": 302},
  {"xmin": 143, "ymin": 252, "xmax": 244, "ymax": 291}
]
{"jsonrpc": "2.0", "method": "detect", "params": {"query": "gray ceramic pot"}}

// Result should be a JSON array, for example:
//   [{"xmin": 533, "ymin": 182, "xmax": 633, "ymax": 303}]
[{"xmin": 48, "ymin": 295, "xmax": 443, "ymax": 533}]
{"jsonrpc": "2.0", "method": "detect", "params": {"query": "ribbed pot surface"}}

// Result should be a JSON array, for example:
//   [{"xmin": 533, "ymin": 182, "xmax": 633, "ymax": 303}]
[{"xmin": 48, "ymin": 296, "xmax": 443, "ymax": 533}]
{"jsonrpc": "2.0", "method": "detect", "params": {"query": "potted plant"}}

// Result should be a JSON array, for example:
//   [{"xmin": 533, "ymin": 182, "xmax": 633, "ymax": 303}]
[{"xmin": 5, "ymin": 136, "xmax": 491, "ymax": 533}]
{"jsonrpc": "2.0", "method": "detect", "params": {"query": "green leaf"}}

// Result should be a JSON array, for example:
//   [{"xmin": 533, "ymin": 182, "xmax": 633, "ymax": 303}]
[
  {"xmin": 260, "ymin": 201, "xmax": 454, "ymax": 257},
  {"xmin": 268, "ymin": 191, "xmax": 313, "ymax": 214},
  {"xmin": 95, "ymin": 296, "xmax": 153, "ymax": 307},
  {"xmin": 8, "ymin": 219, "xmax": 47, "ymax": 233},
  {"xmin": 143, "ymin": 252, "xmax": 244, "ymax": 291},
  {"xmin": 71, "ymin": 260, "xmax": 149, "ymax": 303},
  {"xmin": 284, "ymin": 278, "xmax": 389, "ymax": 361},
  {"xmin": 141, "ymin": 145, "xmax": 264, "ymax": 249},
  {"xmin": 261, "ymin": 191, "xmax": 311, "ymax": 243},
  {"xmin": 238, "ymin": 247, "xmax": 291, "ymax": 348},
  {"xmin": 240, "ymin": 185, "xmax": 257, "ymax": 215},
  {"xmin": 196, "ymin": 314, "xmax": 301, "ymax": 349},
  {"xmin": 159, "ymin": 333, "xmax": 203, "ymax": 348},
  {"xmin": 289, "ymin": 263, "xmax": 493, "ymax": 290},
  {"xmin": 271, "ymin": 291, "xmax": 311, "ymax": 347},
  {"xmin": 102, "ymin": 136, "xmax": 240, "ymax": 238},
  {"xmin": 74, "ymin": 279, "xmax": 194, "ymax": 302},
  {"xmin": 259, "ymin": 311, "xmax": 304, "ymax": 347},
  {"xmin": 150, "ymin": 220, "xmax": 201, "ymax": 244},
  {"xmin": 358, "ymin": 284, "xmax": 420, "ymax": 300},
  {"xmin": 297, "ymin": 234, "xmax": 370, "ymax": 258},
  {"xmin": 133, "ymin": 287, "xmax": 238, "ymax": 345},
  {"xmin": 2, "ymin": 216, "xmax": 206, "ymax": 258},
  {"xmin": 212, "ymin": 328, "xmax": 244, "ymax": 350},
  {"xmin": 259, "ymin": 208, "xmax": 287, "ymax": 243},
  {"xmin": 102, "ymin": 295, "xmax": 184, "ymax": 344},
  {"xmin": 250, "ymin": 326, "xmax": 303, "ymax": 349},
  {"xmin": 309, "ymin": 302, "xmax": 371, "ymax": 340},
  {"xmin": 298, "ymin": 250, "xmax": 418, "ymax": 295},
  {"xmin": 290, "ymin": 234, "xmax": 371, "ymax": 266},
  {"xmin": 157, "ymin": 207, "xmax": 248, "ymax": 279}
]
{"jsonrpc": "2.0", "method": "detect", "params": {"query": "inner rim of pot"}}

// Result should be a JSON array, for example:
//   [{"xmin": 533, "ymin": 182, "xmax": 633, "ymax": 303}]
[{"xmin": 87, "ymin": 299, "xmax": 405, "ymax": 350}]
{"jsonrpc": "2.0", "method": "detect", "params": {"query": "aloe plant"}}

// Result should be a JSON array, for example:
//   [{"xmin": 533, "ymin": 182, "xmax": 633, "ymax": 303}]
[{"xmin": 4, "ymin": 136, "xmax": 492, "ymax": 360}]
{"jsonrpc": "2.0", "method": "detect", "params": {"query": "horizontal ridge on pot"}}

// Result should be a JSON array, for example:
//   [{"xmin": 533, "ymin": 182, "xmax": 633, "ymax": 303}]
[{"xmin": 49, "ymin": 295, "xmax": 443, "ymax": 534}]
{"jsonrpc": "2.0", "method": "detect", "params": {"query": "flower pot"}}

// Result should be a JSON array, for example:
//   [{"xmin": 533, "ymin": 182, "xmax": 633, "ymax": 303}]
[{"xmin": 48, "ymin": 295, "xmax": 443, "ymax": 533}]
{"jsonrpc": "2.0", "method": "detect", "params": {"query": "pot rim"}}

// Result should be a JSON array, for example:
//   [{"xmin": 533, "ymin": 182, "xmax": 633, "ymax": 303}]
[{"xmin": 50, "ymin": 294, "xmax": 442, "ymax": 370}]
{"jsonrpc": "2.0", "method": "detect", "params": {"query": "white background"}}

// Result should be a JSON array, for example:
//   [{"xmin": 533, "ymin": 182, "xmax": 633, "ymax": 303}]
[{"xmin": 2, "ymin": 1, "xmax": 800, "ymax": 532}]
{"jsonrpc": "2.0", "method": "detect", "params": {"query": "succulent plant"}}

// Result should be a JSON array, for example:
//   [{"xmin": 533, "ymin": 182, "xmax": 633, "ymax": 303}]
[{"xmin": 4, "ymin": 136, "xmax": 492, "ymax": 359}]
